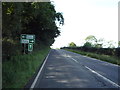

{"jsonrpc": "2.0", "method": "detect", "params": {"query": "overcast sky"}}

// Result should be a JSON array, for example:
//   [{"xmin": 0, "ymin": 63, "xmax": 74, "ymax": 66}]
[{"xmin": 50, "ymin": 0, "xmax": 119, "ymax": 48}]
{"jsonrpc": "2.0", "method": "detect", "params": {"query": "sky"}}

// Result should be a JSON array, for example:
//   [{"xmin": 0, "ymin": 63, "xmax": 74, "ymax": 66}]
[{"xmin": 50, "ymin": 0, "xmax": 119, "ymax": 48}]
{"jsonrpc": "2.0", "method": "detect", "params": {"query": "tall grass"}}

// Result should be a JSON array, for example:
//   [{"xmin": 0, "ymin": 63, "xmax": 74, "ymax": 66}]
[
  {"xmin": 3, "ymin": 47, "xmax": 50, "ymax": 88},
  {"xmin": 65, "ymin": 49, "xmax": 120, "ymax": 65}
]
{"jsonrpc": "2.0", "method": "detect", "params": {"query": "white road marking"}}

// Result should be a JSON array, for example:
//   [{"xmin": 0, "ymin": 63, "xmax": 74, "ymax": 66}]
[
  {"xmin": 60, "ymin": 50, "xmax": 120, "ymax": 88},
  {"xmin": 30, "ymin": 50, "xmax": 51, "ymax": 89},
  {"xmin": 64, "ymin": 49, "xmax": 119, "ymax": 67},
  {"xmin": 68, "ymin": 55, "xmax": 120, "ymax": 88},
  {"xmin": 85, "ymin": 66, "xmax": 120, "ymax": 88},
  {"xmin": 81, "ymin": 55, "xmax": 119, "ymax": 67},
  {"xmin": 71, "ymin": 57, "xmax": 79, "ymax": 63}
]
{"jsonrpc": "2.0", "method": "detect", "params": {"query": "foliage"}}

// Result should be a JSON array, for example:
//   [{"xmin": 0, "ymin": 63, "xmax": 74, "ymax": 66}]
[
  {"xmin": 2, "ymin": 2, "xmax": 64, "ymax": 42},
  {"xmin": 85, "ymin": 35, "xmax": 97, "ymax": 45},
  {"xmin": 84, "ymin": 35, "xmax": 116, "ymax": 48},
  {"xmin": 65, "ymin": 49, "xmax": 120, "ymax": 65},
  {"xmin": 118, "ymin": 41, "xmax": 120, "ymax": 47},
  {"xmin": 115, "ymin": 48, "xmax": 120, "ymax": 57},
  {"xmin": 68, "ymin": 42, "xmax": 76, "ymax": 47},
  {"xmin": 3, "ymin": 47, "xmax": 50, "ymax": 88},
  {"xmin": 83, "ymin": 42, "xmax": 92, "ymax": 48},
  {"xmin": 94, "ymin": 38, "xmax": 104, "ymax": 48},
  {"xmin": 2, "ymin": 2, "xmax": 64, "ymax": 60},
  {"xmin": 62, "ymin": 46, "xmax": 120, "ymax": 57},
  {"xmin": 2, "ymin": 2, "xmax": 64, "ymax": 88},
  {"xmin": 2, "ymin": 39, "xmax": 22, "ymax": 61},
  {"xmin": 85, "ymin": 35, "xmax": 102, "ymax": 48},
  {"xmin": 107, "ymin": 41, "xmax": 115, "ymax": 48}
]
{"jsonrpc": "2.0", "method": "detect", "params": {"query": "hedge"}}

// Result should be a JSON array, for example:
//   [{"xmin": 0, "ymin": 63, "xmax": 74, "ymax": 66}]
[{"xmin": 61, "ymin": 47, "xmax": 120, "ymax": 57}]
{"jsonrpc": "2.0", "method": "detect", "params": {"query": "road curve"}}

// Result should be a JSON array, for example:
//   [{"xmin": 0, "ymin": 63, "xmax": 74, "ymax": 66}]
[{"xmin": 32, "ymin": 49, "xmax": 119, "ymax": 88}]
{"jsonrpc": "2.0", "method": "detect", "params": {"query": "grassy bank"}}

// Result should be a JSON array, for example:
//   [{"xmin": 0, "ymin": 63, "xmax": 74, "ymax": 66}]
[
  {"xmin": 3, "ymin": 47, "xmax": 50, "ymax": 88},
  {"xmin": 64, "ymin": 49, "xmax": 120, "ymax": 65}
]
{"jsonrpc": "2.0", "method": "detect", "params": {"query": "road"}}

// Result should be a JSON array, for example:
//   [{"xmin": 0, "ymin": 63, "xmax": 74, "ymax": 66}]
[{"xmin": 31, "ymin": 49, "xmax": 119, "ymax": 88}]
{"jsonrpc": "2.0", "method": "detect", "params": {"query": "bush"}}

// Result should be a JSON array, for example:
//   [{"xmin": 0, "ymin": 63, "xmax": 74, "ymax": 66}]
[
  {"xmin": 3, "ymin": 47, "xmax": 50, "ymax": 88},
  {"xmin": 68, "ymin": 42, "xmax": 76, "ymax": 47},
  {"xmin": 65, "ymin": 49, "xmax": 120, "ymax": 65},
  {"xmin": 115, "ymin": 48, "xmax": 120, "ymax": 57},
  {"xmin": 2, "ymin": 40, "xmax": 22, "ymax": 61},
  {"xmin": 83, "ymin": 42, "xmax": 93, "ymax": 48}
]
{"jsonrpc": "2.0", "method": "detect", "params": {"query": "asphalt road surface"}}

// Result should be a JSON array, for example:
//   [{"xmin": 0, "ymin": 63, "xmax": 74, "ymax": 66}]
[{"xmin": 31, "ymin": 49, "xmax": 120, "ymax": 88}]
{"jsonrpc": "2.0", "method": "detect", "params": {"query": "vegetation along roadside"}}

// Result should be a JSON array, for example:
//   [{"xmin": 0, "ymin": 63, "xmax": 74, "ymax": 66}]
[
  {"xmin": 3, "ymin": 47, "xmax": 50, "ymax": 88},
  {"xmin": 2, "ymin": 2, "xmax": 64, "ymax": 88},
  {"xmin": 64, "ymin": 49, "xmax": 120, "ymax": 66}
]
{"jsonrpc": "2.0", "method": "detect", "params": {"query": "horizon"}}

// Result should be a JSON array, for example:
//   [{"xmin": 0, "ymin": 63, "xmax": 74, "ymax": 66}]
[{"xmin": 51, "ymin": 0, "xmax": 119, "ymax": 49}]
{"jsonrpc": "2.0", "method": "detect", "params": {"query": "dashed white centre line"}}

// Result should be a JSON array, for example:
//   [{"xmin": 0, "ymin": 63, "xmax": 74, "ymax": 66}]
[
  {"xmin": 60, "ymin": 51, "xmax": 120, "ymax": 88},
  {"xmin": 85, "ymin": 66, "xmax": 120, "ymax": 88},
  {"xmin": 71, "ymin": 57, "xmax": 79, "ymax": 63},
  {"xmin": 69, "ymin": 57, "xmax": 120, "ymax": 88}
]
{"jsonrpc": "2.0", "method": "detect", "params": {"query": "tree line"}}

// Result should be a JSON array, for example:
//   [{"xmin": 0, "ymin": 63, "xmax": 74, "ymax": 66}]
[
  {"xmin": 65, "ymin": 35, "xmax": 120, "ymax": 57},
  {"xmin": 2, "ymin": 2, "xmax": 64, "ymax": 60},
  {"xmin": 68, "ymin": 35, "xmax": 119, "ymax": 48}
]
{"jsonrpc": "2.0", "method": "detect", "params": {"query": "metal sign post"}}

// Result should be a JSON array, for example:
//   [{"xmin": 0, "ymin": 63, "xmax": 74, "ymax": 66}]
[{"xmin": 24, "ymin": 44, "xmax": 26, "ymax": 54}]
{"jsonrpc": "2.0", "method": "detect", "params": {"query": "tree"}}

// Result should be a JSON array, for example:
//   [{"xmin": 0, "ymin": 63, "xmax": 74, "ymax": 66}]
[
  {"xmin": 85, "ymin": 35, "xmax": 105, "ymax": 48},
  {"xmin": 95, "ymin": 44, "xmax": 102, "ymax": 48},
  {"xmin": 83, "ymin": 42, "xmax": 92, "ymax": 48},
  {"xmin": 2, "ymin": 2, "xmax": 64, "ymax": 45},
  {"xmin": 85, "ymin": 35, "xmax": 97, "ymax": 47},
  {"xmin": 2, "ymin": 2, "xmax": 64, "ymax": 59},
  {"xmin": 2, "ymin": 2, "xmax": 24, "ymax": 40},
  {"xmin": 118, "ymin": 41, "xmax": 120, "ymax": 47},
  {"xmin": 69, "ymin": 42, "xmax": 76, "ymax": 47},
  {"xmin": 85, "ymin": 35, "xmax": 97, "ymax": 44},
  {"xmin": 107, "ymin": 41, "xmax": 115, "ymax": 48},
  {"xmin": 94, "ymin": 38, "xmax": 104, "ymax": 48}
]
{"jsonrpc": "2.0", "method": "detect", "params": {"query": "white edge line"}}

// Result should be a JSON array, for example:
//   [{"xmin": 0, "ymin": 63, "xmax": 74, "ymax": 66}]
[
  {"xmin": 85, "ymin": 66, "xmax": 120, "ymax": 88},
  {"xmin": 30, "ymin": 50, "xmax": 51, "ymax": 89}
]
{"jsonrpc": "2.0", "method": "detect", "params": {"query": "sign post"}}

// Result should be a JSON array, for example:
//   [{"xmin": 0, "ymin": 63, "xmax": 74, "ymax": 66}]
[
  {"xmin": 24, "ymin": 44, "xmax": 25, "ymax": 54},
  {"xmin": 20, "ymin": 34, "xmax": 35, "ymax": 54}
]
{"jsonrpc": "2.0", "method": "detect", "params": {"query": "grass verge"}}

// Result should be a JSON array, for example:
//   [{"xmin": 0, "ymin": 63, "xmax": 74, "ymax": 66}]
[
  {"xmin": 64, "ymin": 49, "xmax": 120, "ymax": 66},
  {"xmin": 3, "ymin": 47, "xmax": 50, "ymax": 88}
]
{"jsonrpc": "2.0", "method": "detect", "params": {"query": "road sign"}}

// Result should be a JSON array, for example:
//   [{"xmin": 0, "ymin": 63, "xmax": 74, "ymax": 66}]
[
  {"xmin": 21, "ymin": 34, "xmax": 26, "ymax": 39},
  {"xmin": 29, "ymin": 39, "xmax": 35, "ymax": 43},
  {"xmin": 26, "ymin": 35, "xmax": 34, "ymax": 39},
  {"xmin": 21, "ymin": 39, "xmax": 29, "ymax": 44},
  {"xmin": 21, "ymin": 34, "xmax": 35, "ymax": 44},
  {"xmin": 28, "ymin": 43, "xmax": 33, "ymax": 52},
  {"xmin": 21, "ymin": 34, "xmax": 35, "ymax": 39},
  {"xmin": 21, "ymin": 34, "xmax": 35, "ymax": 53}
]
